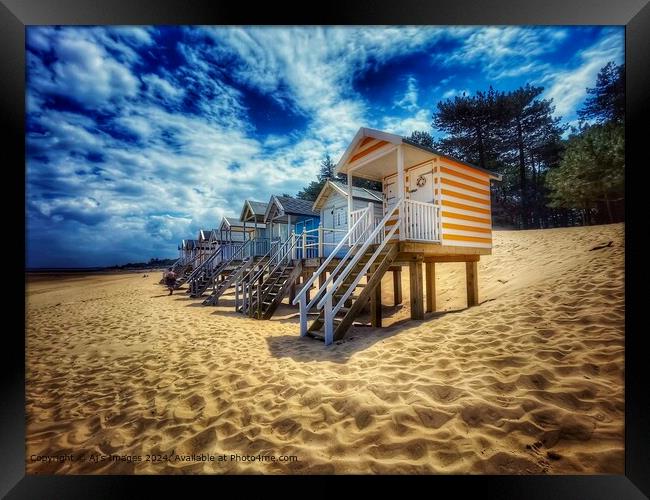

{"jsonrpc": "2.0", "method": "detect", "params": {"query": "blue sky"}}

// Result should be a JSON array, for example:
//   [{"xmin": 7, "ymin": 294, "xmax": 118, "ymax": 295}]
[{"xmin": 26, "ymin": 26, "xmax": 624, "ymax": 267}]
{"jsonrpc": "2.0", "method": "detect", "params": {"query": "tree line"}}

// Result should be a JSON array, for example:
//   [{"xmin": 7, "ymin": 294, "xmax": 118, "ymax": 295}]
[{"xmin": 296, "ymin": 61, "xmax": 624, "ymax": 229}]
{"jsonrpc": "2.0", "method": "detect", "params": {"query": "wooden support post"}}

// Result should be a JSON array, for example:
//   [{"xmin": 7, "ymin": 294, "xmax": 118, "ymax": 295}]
[
  {"xmin": 409, "ymin": 258, "xmax": 424, "ymax": 320},
  {"xmin": 466, "ymin": 260, "xmax": 479, "ymax": 307},
  {"xmin": 318, "ymin": 270, "xmax": 326, "ymax": 290},
  {"xmin": 289, "ymin": 276, "xmax": 297, "ymax": 304},
  {"xmin": 370, "ymin": 270, "xmax": 382, "ymax": 327},
  {"xmin": 425, "ymin": 262, "xmax": 436, "ymax": 313},
  {"xmin": 392, "ymin": 268, "xmax": 402, "ymax": 306},
  {"xmin": 367, "ymin": 265, "xmax": 382, "ymax": 327}
]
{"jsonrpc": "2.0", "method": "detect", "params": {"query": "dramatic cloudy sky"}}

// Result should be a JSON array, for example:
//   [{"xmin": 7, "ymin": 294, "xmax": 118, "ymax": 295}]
[{"xmin": 26, "ymin": 26, "xmax": 623, "ymax": 267}]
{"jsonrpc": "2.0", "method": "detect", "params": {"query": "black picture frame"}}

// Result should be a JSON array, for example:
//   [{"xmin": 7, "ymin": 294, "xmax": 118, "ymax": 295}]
[{"xmin": 4, "ymin": 0, "xmax": 648, "ymax": 496}]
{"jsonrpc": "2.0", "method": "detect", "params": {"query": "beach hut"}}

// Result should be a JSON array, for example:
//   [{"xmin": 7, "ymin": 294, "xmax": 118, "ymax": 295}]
[
  {"xmin": 312, "ymin": 180, "xmax": 383, "ymax": 257},
  {"xmin": 264, "ymin": 195, "xmax": 320, "ymax": 244},
  {"xmin": 234, "ymin": 196, "xmax": 319, "ymax": 319},
  {"xmin": 197, "ymin": 229, "xmax": 216, "ymax": 265},
  {"xmin": 239, "ymin": 199, "xmax": 270, "ymax": 256},
  {"xmin": 293, "ymin": 127, "xmax": 502, "ymax": 345}
]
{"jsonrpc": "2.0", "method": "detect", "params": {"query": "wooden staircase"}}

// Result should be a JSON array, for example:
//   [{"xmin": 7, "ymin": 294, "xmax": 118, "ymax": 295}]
[
  {"xmin": 306, "ymin": 243, "xmax": 397, "ymax": 342},
  {"xmin": 202, "ymin": 257, "xmax": 256, "ymax": 306},
  {"xmin": 186, "ymin": 238, "xmax": 252, "ymax": 298},
  {"xmin": 173, "ymin": 264, "xmax": 195, "ymax": 289},
  {"xmin": 244, "ymin": 260, "xmax": 303, "ymax": 319},
  {"xmin": 293, "ymin": 199, "xmax": 403, "ymax": 346},
  {"xmin": 187, "ymin": 250, "xmax": 225, "ymax": 298}
]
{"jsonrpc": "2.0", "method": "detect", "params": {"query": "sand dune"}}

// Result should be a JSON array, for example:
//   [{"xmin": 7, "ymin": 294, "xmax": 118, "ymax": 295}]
[{"xmin": 26, "ymin": 223, "xmax": 624, "ymax": 474}]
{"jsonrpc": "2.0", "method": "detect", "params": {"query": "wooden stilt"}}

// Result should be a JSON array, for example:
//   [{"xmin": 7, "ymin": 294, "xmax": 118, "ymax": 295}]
[
  {"xmin": 318, "ymin": 270, "xmax": 326, "ymax": 290},
  {"xmin": 289, "ymin": 279, "xmax": 296, "ymax": 304},
  {"xmin": 466, "ymin": 260, "xmax": 479, "ymax": 307},
  {"xmin": 392, "ymin": 268, "xmax": 403, "ymax": 306},
  {"xmin": 425, "ymin": 262, "xmax": 436, "ymax": 313},
  {"xmin": 409, "ymin": 258, "xmax": 424, "ymax": 320},
  {"xmin": 370, "ymin": 266, "xmax": 382, "ymax": 327}
]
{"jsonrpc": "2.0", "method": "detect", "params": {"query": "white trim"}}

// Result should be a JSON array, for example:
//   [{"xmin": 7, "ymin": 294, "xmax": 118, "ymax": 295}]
[
  {"xmin": 396, "ymin": 145, "xmax": 405, "ymax": 241},
  {"xmin": 335, "ymin": 127, "xmax": 402, "ymax": 175},
  {"xmin": 346, "ymin": 144, "xmax": 398, "ymax": 174}
]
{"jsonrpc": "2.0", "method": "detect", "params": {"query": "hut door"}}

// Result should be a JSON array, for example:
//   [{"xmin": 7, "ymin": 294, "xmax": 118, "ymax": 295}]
[
  {"xmin": 384, "ymin": 174, "xmax": 398, "ymax": 214},
  {"xmin": 408, "ymin": 164, "xmax": 434, "ymax": 204}
]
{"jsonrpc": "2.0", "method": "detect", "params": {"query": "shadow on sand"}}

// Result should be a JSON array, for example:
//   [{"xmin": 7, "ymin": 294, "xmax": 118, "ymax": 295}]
[
  {"xmin": 264, "ymin": 304, "xmax": 475, "ymax": 363},
  {"xmin": 159, "ymin": 285, "xmax": 484, "ymax": 362}
]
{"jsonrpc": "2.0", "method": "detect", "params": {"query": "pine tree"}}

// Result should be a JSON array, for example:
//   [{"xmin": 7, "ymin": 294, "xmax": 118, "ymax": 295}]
[
  {"xmin": 501, "ymin": 84, "xmax": 565, "ymax": 228},
  {"xmin": 296, "ymin": 154, "xmax": 346, "ymax": 201},
  {"xmin": 578, "ymin": 62, "xmax": 625, "ymax": 125},
  {"xmin": 546, "ymin": 123, "xmax": 624, "ymax": 223},
  {"xmin": 406, "ymin": 130, "xmax": 434, "ymax": 149}
]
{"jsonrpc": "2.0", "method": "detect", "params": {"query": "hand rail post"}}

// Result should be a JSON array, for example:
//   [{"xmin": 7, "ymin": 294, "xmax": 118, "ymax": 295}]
[
  {"xmin": 302, "ymin": 229, "xmax": 307, "ymax": 260},
  {"xmin": 318, "ymin": 223, "xmax": 323, "ymax": 258}
]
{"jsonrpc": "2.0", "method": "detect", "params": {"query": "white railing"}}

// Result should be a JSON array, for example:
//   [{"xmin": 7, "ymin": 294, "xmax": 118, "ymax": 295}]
[
  {"xmin": 292, "ymin": 202, "xmax": 384, "ymax": 344},
  {"xmin": 239, "ymin": 233, "xmax": 302, "ymax": 318},
  {"xmin": 234, "ymin": 239, "xmax": 281, "ymax": 312},
  {"xmin": 318, "ymin": 200, "xmax": 402, "ymax": 345},
  {"xmin": 349, "ymin": 208, "xmax": 368, "ymax": 245},
  {"xmin": 403, "ymin": 199, "xmax": 442, "ymax": 242}
]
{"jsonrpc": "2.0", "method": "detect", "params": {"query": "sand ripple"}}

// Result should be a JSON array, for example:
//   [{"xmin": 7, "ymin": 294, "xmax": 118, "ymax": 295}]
[{"xmin": 26, "ymin": 223, "xmax": 624, "ymax": 474}]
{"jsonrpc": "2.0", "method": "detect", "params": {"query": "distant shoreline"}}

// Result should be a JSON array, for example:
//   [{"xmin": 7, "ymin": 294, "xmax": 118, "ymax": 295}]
[{"xmin": 26, "ymin": 268, "xmax": 167, "ymax": 275}]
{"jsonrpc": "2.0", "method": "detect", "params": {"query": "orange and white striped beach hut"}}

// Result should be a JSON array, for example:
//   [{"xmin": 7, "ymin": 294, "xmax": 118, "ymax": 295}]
[{"xmin": 335, "ymin": 127, "xmax": 502, "ymax": 252}]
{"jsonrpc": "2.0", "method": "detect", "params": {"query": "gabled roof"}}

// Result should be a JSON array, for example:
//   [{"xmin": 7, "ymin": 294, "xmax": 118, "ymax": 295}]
[
  {"xmin": 221, "ymin": 216, "xmax": 264, "ymax": 232},
  {"xmin": 265, "ymin": 195, "xmax": 319, "ymax": 222},
  {"xmin": 335, "ymin": 127, "xmax": 502, "ymax": 181},
  {"xmin": 240, "ymin": 199, "xmax": 270, "ymax": 222},
  {"xmin": 221, "ymin": 217, "xmax": 247, "ymax": 229},
  {"xmin": 312, "ymin": 180, "xmax": 382, "ymax": 212},
  {"xmin": 198, "ymin": 229, "xmax": 213, "ymax": 241}
]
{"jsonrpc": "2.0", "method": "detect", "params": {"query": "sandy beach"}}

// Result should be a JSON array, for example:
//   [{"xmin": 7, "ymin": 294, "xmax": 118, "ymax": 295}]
[{"xmin": 26, "ymin": 223, "xmax": 624, "ymax": 474}]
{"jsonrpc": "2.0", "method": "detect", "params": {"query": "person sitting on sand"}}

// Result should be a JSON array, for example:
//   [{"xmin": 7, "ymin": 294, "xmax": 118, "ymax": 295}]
[{"xmin": 164, "ymin": 268, "xmax": 177, "ymax": 295}]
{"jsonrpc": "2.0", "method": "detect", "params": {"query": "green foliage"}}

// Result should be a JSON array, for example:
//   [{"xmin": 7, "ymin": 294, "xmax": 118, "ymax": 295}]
[
  {"xmin": 296, "ymin": 154, "xmax": 380, "ymax": 201},
  {"xmin": 291, "ymin": 62, "xmax": 624, "ymax": 228},
  {"xmin": 428, "ymin": 84, "xmax": 565, "ymax": 228},
  {"xmin": 406, "ymin": 130, "xmax": 434, "ymax": 149},
  {"xmin": 296, "ymin": 154, "xmax": 344, "ymax": 201},
  {"xmin": 546, "ymin": 123, "xmax": 624, "ymax": 221}
]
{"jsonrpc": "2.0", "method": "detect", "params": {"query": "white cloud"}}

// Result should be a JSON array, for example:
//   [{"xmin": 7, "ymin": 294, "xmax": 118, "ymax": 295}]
[
  {"xmin": 26, "ymin": 26, "xmax": 622, "ymax": 266},
  {"xmin": 394, "ymin": 76, "xmax": 419, "ymax": 111},
  {"xmin": 543, "ymin": 29, "xmax": 624, "ymax": 119},
  {"xmin": 381, "ymin": 108, "xmax": 432, "ymax": 137},
  {"xmin": 441, "ymin": 88, "xmax": 470, "ymax": 99},
  {"xmin": 30, "ymin": 30, "xmax": 140, "ymax": 106},
  {"xmin": 439, "ymin": 26, "xmax": 568, "ymax": 81},
  {"xmin": 142, "ymin": 73, "xmax": 185, "ymax": 100}
]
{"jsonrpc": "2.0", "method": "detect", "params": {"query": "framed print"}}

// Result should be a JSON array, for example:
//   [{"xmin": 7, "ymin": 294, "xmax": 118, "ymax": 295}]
[{"xmin": 3, "ymin": 0, "xmax": 648, "ymax": 496}]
